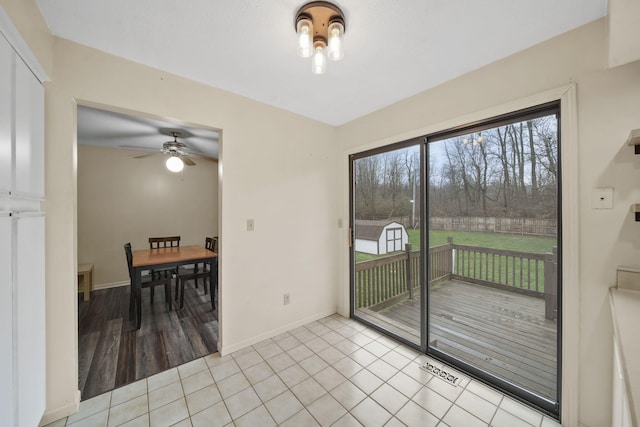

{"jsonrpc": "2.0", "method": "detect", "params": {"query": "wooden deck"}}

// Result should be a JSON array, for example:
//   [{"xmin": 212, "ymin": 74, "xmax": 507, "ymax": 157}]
[{"xmin": 358, "ymin": 280, "xmax": 557, "ymax": 401}]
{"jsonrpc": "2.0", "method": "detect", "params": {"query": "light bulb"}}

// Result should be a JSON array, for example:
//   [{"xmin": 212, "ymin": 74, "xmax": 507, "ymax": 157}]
[
  {"xmin": 166, "ymin": 156, "xmax": 184, "ymax": 172},
  {"xmin": 327, "ymin": 21, "xmax": 344, "ymax": 61},
  {"xmin": 312, "ymin": 42, "xmax": 327, "ymax": 74},
  {"xmin": 477, "ymin": 134, "xmax": 483, "ymax": 143},
  {"xmin": 296, "ymin": 18, "xmax": 313, "ymax": 58}
]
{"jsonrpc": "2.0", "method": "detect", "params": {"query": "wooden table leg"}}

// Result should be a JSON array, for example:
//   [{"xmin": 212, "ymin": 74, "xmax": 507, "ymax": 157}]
[{"xmin": 134, "ymin": 269, "xmax": 142, "ymax": 329}]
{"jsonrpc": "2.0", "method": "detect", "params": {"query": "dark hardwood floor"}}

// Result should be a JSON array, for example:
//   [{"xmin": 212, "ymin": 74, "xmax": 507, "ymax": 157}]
[{"xmin": 78, "ymin": 278, "xmax": 218, "ymax": 400}]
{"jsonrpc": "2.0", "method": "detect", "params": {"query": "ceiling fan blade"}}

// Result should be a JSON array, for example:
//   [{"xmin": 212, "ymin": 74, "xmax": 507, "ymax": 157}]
[
  {"xmin": 133, "ymin": 153, "xmax": 156, "ymax": 159},
  {"xmin": 183, "ymin": 157, "xmax": 196, "ymax": 166}
]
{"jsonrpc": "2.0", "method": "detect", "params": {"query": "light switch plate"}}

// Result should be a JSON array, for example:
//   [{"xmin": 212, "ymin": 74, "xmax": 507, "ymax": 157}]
[{"xmin": 591, "ymin": 187, "xmax": 613, "ymax": 209}]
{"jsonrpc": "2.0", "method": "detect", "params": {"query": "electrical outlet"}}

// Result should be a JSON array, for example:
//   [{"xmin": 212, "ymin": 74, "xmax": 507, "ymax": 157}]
[
  {"xmin": 284, "ymin": 293, "xmax": 290, "ymax": 305},
  {"xmin": 247, "ymin": 219, "xmax": 255, "ymax": 231}
]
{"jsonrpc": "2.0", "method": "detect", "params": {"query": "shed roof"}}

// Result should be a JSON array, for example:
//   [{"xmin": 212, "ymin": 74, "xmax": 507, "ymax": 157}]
[{"xmin": 355, "ymin": 219, "xmax": 403, "ymax": 241}]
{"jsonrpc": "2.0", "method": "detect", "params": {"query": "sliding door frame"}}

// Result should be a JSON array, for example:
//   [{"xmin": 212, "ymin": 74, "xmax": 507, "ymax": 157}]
[{"xmin": 347, "ymin": 85, "xmax": 579, "ymax": 424}]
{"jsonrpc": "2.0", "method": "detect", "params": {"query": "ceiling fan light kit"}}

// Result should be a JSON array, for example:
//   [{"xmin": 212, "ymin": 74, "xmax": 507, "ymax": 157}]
[
  {"xmin": 166, "ymin": 155, "xmax": 184, "ymax": 172},
  {"xmin": 295, "ymin": 1, "xmax": 345, "ymax": 75},
  {"xmin": 163, "ymin": 131, "xmax": 189, "ymax": 172}
]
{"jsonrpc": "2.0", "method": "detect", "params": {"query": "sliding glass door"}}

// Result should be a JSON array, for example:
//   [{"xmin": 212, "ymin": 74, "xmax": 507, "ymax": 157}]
[
  {"xmin": 350, "ymin": 140, "xmax": 423, "ymax": 347},
  {"xmin": 350, "ymin": 102, "xmax": 561, "ymax": 417}
]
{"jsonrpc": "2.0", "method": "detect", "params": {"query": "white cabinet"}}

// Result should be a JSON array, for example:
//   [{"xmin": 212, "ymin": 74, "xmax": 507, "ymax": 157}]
[
  {"xmin": 14, "ymin": 54, "xmax": 44, "ymax": 198},
  {"xmin": 0, "ymin": 28, "xmax": 46, "ymax": 427},
  {"xmin": 610, "ymin": 286, "xmax": 640, "ymax": 427},
  {"xmin": 0, "ymin": 34, "xmax": 11, "ymax": 194},
  {"xmin": 0, "ymin": 215, "xmax": 13, "ymax": 426},
  {"xmin": 16, "ymin": 215, "xmax": 46, "ymax": 427},
  {"xmin": 612, "ymin": 338, "xmax": 633, "ymax": 427}
]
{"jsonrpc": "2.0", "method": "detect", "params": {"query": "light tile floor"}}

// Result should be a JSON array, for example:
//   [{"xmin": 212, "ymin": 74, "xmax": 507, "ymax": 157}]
[{"xmin": 45, "ymin": 314, "xmax": 562, "ymax": 427}]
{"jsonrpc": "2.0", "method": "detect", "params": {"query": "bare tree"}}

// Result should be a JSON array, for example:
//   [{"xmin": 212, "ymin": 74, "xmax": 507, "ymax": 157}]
[{"xmin": 355, "ymin": 156, "xmax": 379, "ymax": 219}]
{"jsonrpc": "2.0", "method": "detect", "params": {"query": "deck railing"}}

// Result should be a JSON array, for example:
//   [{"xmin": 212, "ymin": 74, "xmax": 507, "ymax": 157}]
[{"xmin": 355, "ymin": 237, "xmax": 557, "ymax": 319}]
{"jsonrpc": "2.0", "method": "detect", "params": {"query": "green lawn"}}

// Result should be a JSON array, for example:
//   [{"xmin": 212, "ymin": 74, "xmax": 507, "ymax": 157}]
[
  {"xmin": 356, "ymin": 229, "xmax": 556, "ymax": 263},
  {"xmin": 427, "ymin": 230, "xmax": 556, "ymax": 254}
]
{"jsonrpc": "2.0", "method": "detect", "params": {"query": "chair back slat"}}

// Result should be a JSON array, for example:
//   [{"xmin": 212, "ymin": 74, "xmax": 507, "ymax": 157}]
[{"xmin": 149, "ymin": 236, "xmax": 181, "ymax": 249}]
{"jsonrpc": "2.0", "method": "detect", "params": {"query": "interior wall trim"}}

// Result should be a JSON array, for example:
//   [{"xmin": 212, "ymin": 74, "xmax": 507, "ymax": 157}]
[
  {"xmin": 0, "ymin": 4, "xmax": 50, "ymax": 83},
  {"xmin": 219, "ymin": 309, "xmax": 336, "ymax": 356}
]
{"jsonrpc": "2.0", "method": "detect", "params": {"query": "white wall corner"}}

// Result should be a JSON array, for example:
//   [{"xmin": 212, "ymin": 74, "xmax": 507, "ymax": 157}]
[{"xmin": 38, "ymin": 389, "xmax": 80, "ymax": 426}]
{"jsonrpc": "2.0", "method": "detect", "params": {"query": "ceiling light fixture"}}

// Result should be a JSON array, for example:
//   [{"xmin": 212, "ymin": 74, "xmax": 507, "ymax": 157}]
[
  {"xmin": 166, "ymin": 155, "xmax": 184, "ymax": 172},
  {"xmin": 295, "ymin": 1, "xmax": 345, "ymax": 75},
  {"xmin": 463, "ymin": 133, "xmax": 484, "ymax": 146}
]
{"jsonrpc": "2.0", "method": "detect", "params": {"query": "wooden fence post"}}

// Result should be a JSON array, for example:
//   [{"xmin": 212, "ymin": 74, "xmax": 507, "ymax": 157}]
[
  {"xmin": 406, "ymin": 243, "xmax": 413, "ymax": 299},
  {"xmin": 544, "ymin": 246, "xmax": 558, "ymax": 320}
]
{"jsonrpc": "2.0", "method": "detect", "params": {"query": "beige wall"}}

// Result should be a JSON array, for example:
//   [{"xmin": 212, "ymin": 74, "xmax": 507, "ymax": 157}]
[
  {"xmin": 77, "ymin": 144, "xmax": 218, "ymax": 287},
  {"xmin": 38, "ymin": 37, "xmax": 340, "ymax": 423},
  {"xmin": 337, "ymin": 18, "xmax": 640, "ymax": 427}
]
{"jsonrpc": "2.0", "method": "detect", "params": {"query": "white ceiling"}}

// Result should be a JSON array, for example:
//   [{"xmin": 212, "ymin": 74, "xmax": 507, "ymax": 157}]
[
  {"xmin": 77, "ymin": 105, "xmax": 219, "ymax": 159},
  {"xmin": 38, "ymin": 0, "xmax": 606, "ymax": 130}
]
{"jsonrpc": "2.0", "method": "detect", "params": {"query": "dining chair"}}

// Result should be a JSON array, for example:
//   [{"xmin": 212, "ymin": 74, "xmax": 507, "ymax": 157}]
[
  {"xmin": 206, "ymin": 236, "xmax": 218, "ymax": 253},
  {"xmin": 176, "ymin": 261, "xmax": 212, "ymax": 310},
  {"xmin": 148, "ymin": 236, "xmax": 181, "ymax": 295},
  {"xmin": 205, "ymin": 237, "xmax": 219, "ymax": 312},
  {"xmin": 124, "ymin": 243, "xmax": 172, "ymax": 313},
  {"xmin": 191, "ymin": 236, "xmax": 218, "ymax": 292},
  {"xmin": 175, "ymin": 236, "xmax": 218, "ymax": 309}
]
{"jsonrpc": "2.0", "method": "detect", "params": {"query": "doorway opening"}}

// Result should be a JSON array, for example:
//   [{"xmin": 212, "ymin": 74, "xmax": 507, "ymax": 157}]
[{"xmin": 76, "ymin": 104, "xmax": 221, "ymax": 400}]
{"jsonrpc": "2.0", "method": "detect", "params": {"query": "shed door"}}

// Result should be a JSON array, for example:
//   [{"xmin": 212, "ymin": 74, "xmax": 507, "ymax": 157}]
[{"xmin": 386, "ymin": 227, "xmax": 402, "ymax": 253}]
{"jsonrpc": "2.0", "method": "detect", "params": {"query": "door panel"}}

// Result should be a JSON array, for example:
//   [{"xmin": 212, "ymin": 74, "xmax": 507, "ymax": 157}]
[
  {"xmin": 351, "ymin": 143, "xmax": 422, "ymax": 346},
  {"xmin": 425, "ymin": 110, "xmax": 560, "ymax": 410}
]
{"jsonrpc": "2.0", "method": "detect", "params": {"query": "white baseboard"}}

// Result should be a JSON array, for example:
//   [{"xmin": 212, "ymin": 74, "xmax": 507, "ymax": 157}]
[
  {"xmin": 219, "ymin": 309, "xmax": 337, "ymax": 356},
  {"xmin": 38, "ymin": 390, "xmax": 80, "ymax": 426},
  {"xmin": 94, "ymin": 280, "xmax": 129, "ymax": 290}
]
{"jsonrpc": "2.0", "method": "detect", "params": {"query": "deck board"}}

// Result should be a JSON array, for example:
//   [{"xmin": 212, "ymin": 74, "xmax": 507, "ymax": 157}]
[{"xmin": 362, "ymin": 280, "xmax": 558, "ymax": 401}]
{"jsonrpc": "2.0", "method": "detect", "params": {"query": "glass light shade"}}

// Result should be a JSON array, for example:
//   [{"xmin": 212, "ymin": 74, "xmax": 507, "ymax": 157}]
[
  {"xmin": 166, "ymin": 156, "xmax": 184, "ymax": 172},
  {"xmin": 327, "ymin": 21, "xmax": 344, "ymax": 61},
  {"xmin": 296, "ymin": 18, "xmax": 313, "ymax": 58},
  {"xmin": 312, "ymin": 43, "xmax": 327, "ymax": 74}
]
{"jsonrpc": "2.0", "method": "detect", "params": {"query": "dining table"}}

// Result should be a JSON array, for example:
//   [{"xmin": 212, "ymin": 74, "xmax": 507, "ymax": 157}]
[{"xmin": 130, "ymin": 244, "xmax": 218, "ymax": 329}]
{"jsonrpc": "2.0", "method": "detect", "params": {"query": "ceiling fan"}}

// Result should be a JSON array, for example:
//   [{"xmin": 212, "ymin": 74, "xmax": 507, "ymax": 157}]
[
  {"xmin": 159, "ymin": 131, "xmax": 197, "ymax": 168},
  {"xmin": 123, "ymin": 128, "xmax": 216, "ymax": 172}
]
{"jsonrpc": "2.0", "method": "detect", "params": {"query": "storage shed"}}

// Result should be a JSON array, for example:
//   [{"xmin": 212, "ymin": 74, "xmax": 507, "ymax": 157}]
[{"xmin": 355, "ymin": 219, "xmax": 409, "ymax": 255}]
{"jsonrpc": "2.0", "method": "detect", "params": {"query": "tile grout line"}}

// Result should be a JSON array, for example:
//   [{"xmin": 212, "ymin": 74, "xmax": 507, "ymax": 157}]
[{"xmin": 56, "ymin": 314, "xmax": 560, "ymax": 427}]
